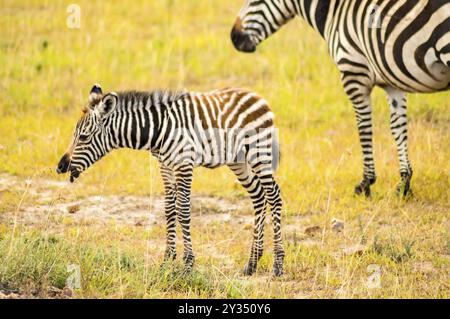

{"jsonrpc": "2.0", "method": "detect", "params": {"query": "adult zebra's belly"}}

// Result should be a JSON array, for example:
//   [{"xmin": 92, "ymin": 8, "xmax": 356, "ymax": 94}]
[{"xmin": 373, "ymin": 54, "xmax": 450, "ymax": 93}]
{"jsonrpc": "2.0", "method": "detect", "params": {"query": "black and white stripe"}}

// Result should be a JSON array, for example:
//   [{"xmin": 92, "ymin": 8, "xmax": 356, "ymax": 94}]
[
  {"xmin": 231, "ymin": 0, "xmax": 450, "ymax": 196},
  {"xmin": 57, "ymin": 85, "xmax": 285, "ymax": 276}
]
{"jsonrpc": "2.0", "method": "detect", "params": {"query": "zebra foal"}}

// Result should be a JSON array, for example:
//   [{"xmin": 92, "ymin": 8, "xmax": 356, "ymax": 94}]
[{"xmin": 57, "ymin": 84, "xmax": 285, "ymax": 276}]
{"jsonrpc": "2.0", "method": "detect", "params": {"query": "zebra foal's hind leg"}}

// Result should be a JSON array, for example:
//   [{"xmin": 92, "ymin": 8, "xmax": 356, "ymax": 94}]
[
  {"xmin": 250, "ymin": 162, "xmax": 284, "ymax": 277},
  {"xmin": 384, "ymin": 87, "xmax": 413, "ymax": 197},
  {"xmin": 228, "ymin": 163, "xmax": 267, "ymax": 276},
  {"xmin": 174, "ymin": 163, "xmax": 195, "ymax": 273},
  {"xmin": 160, "ymin": 164, "xmax": 177, "ymax": 262}
]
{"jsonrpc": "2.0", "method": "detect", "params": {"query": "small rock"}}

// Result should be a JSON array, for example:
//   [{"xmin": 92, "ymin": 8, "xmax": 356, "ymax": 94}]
[
  {"xmin": 67, "ymin": 204, "xmax": 80, "ymax": 214},
  {"xmin": 47, "ymin": 286, "xmax": 73, "ymax": 298},
  {"xmin": 0, "ymin": 291, "xmax": 20, "ymax": 299},
  {"xmin": 62, "ymin": 287, "xmax": 73, "ymax": 298},
  {"xmin": 331, "ymin": 218, "xmax": 344, "ymax": 233},
  {"xmin": 343, "ymin": 244, "xmax": 367, "ymax": 256},
  {"xmin": 135, "ymin": 220, "xmax": 145, "ymax": 227},
  {"xmin": 304, "ymin": 225, "xmax": 321, "ymax": 237},
  {"xmin": 47, "ymin": 287, "xmax": 62, "ymax": 297}
]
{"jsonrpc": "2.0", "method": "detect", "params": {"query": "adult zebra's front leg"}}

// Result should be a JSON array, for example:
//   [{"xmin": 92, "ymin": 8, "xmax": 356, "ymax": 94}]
[
  {"xmin": 160, "ymin": 164, "xmax": 177, "ymax": 262},
  {"xmin": 174, "ymin": 163, "xmax": 195, "ymax": 272},
  {"xmin": 345, "ymin": 83, "xmax": 376, "ymax": 197},
  {"xmin": 384, "ymin": 87, "xmax": 412, "ymax": 197}
]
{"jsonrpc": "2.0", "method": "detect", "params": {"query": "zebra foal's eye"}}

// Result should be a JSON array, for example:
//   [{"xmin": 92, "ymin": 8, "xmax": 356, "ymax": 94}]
[{"xmin": 79, "ymin": 133, "xmax": 90, "ymax": 141}]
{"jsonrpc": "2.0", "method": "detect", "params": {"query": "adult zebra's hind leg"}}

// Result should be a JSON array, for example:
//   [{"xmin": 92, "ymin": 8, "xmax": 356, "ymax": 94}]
[
  {"xmin": 384, "ymin": 87, "xmax": 412, "ymax": 197},
  {"xmin": 160, "ymin": 164, "xmax": 177, "ymax": 262},
  {"xmin": 228, "ymin": 163, "xmax": 267, "ymax": 276},
  {"xmin": 346, "ymin": 85, "xmax": 376, "ymax": 197}
]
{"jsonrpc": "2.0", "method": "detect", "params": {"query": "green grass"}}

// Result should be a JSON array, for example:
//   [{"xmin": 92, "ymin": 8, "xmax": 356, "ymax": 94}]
[{"xmin": 0, "ymin": 0, "xmax": 449, "ymax": 298}]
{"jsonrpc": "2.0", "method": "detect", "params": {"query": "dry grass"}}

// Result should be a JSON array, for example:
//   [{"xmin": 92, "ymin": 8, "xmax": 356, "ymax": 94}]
[{"xmin": 0, "ymin": 0, "xmax": 449, "ymax": 298}]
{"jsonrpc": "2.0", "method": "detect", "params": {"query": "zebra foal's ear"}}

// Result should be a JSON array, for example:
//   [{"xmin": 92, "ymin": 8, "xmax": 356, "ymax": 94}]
[
  {"xmin": 88, "ymin": 84, "xmax": 103, "ymax": 106},
  {"xmin": 96, "ymin": 92, "xmax": 118, "ymax": 118}
]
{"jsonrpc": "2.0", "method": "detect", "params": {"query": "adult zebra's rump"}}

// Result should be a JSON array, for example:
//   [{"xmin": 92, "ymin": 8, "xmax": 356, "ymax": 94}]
[
  {"xmin": 57, "ymin": 85, "xmax": 285, "ymax": 276},
  {"xmin": 231, "ymin": 0, "xmax": 450, "ymax": 197}
]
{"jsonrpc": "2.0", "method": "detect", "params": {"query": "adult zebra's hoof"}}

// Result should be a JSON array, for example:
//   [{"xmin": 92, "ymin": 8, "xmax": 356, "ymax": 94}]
[
  {"xmin": 354, "ymin": 177, "xmax": 375, "ymax": 198},
  {"xmin": 354, "ymin": 183, "xmax": 370, "ymax": 197},
  {"xmin": 397, "ymin": 173, "xmax": 413, "ymax": 198},
  {"xmin": 243, "ymin": 262, "xmax": 257, "ymax": 276}
]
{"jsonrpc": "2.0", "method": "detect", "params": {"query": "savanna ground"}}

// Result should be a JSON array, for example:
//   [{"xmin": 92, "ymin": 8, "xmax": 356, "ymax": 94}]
[{"xmin": 0, "ymin": 0, "xmax": 448, "ymax": 299}]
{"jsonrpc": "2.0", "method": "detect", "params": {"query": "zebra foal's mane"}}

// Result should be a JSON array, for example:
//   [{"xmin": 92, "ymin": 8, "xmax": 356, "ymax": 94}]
[
  {"xmin": 82, "ymin": 89, "xmax": 188, "ymax": 114},
  {"xmin": 116, "ymin": 90, "xmax": 188, "ymax": 109}
]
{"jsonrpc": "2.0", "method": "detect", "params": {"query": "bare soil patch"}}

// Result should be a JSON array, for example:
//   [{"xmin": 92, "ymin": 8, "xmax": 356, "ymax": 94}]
[{"xmin": 0, "ymin": 174, "xmax": 312, "ymax": 235}]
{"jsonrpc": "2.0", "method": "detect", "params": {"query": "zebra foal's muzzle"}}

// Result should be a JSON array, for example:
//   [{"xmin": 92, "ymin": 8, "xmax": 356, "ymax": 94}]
[
  {"xmin": 56, "ymin": 153, "xmax": 70, "ymax": 174},
  {"xmin": 231, "ymin": 18, "xmax": 256, "ymax": 53},
  {"xmin": 56, "ymin": 153, "xmax": 80, "ymax": 183}
]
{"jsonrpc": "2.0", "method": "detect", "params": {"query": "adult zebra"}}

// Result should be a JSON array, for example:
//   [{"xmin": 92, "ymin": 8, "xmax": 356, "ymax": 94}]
[
  {"xmin": 57, "ymin": 85, "xmax": 284, "ymax": 276},
  {"xmin": 231, "ymin": 0, "xmax": 450, "ymax": 197}
]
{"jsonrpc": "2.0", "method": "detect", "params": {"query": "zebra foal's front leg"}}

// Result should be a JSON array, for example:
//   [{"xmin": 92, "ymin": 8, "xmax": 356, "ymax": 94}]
[
  {"xmin": 160, "ymin": 165, "xmax": 177, "ymax": 262},
  {"xmin": 384, "ymin": 87, "xmax": 412, "ymax": 197},
  {"xmin": 174, "ymin": 164, "xmax": 195, "ymax": 273}
]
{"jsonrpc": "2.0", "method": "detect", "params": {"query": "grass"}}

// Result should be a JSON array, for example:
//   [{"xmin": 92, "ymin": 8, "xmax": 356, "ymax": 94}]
[{"xmin": 0, "ymin": 0, "xmax": 449, "ymax": 298}]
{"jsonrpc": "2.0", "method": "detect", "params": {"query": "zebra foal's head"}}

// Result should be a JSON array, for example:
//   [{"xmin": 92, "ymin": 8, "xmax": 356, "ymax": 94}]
[
  {"xmin": 231, "ymin": 0, "xmax": 296, "ymax": 53},
  {"xmin": 57, "ymin": 84, "xmax": 117, "ymax": 182}
]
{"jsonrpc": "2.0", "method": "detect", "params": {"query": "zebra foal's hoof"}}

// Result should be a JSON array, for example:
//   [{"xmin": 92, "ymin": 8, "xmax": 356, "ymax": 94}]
[
  {"xmin": 182, "ymin": 254, "xmax": 195, "ymax": 275},
  {"xmin": 273, "ymin": 252, "xmax": 284, "ymax": 277},
  {"xmin": 243, "ymin": 263, "xmax": 257, "ymax": 276},
  {"xmin": 273, "ymin": 263, "xmax": 283, "ymax": 277},
  {"xmin": 163, "ymin": 250, "xmax": 177, "ymax": 262},
  {"xmin": 182, "ymin": 265, "xmax": 193, "ymax": 275}
]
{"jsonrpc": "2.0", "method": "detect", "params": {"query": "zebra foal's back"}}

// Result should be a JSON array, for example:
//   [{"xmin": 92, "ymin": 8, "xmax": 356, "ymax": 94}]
[{"xmin": 158, "ymin": 88, "xmax": 277, "ymax": 169}]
